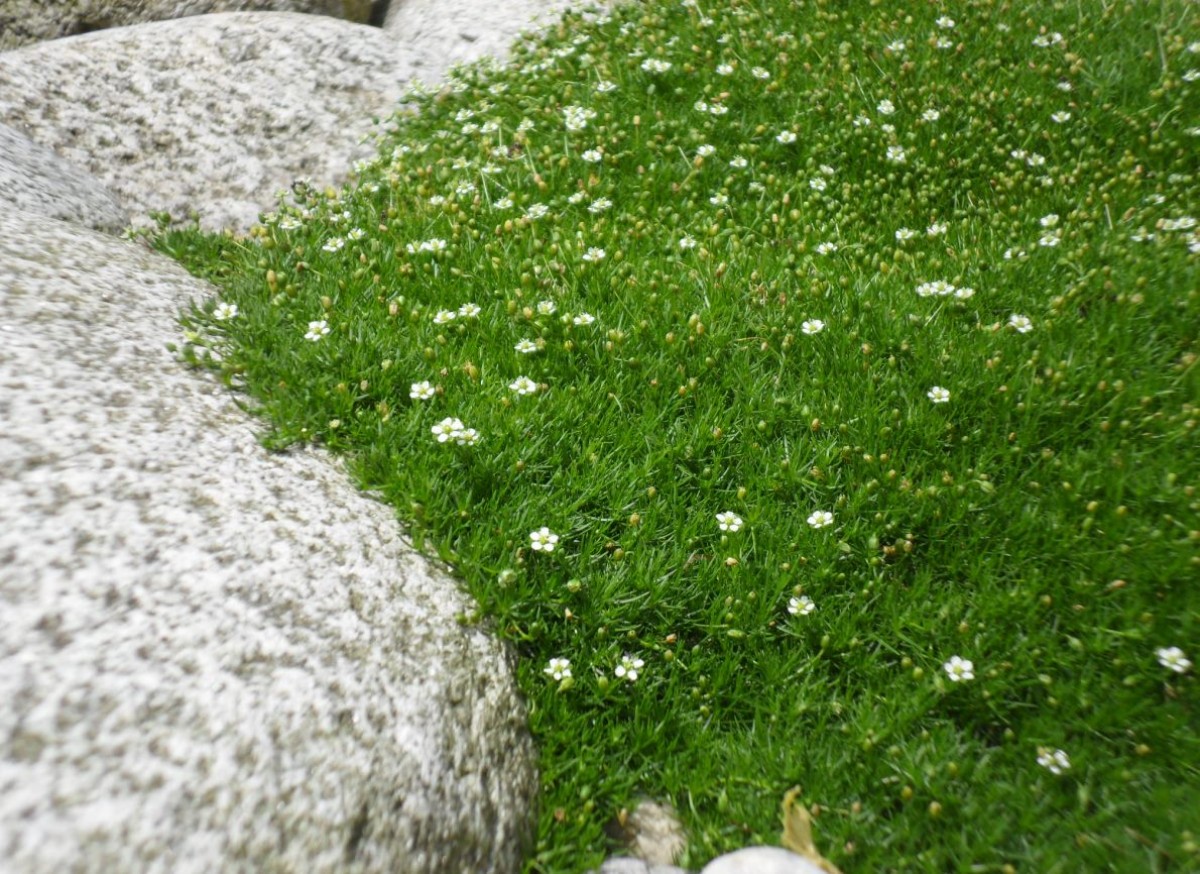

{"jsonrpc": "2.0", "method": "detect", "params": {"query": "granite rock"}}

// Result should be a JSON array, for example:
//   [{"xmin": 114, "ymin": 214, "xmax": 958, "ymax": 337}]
[
  {"xmin": 0, "ymin": 0, "xmax": 374, "ymax": 51},
  {"xmin": 383, "ymin": 0, "xmax": 596, "ymax": 84},
  {"xmin": 0, "ymin": 208, "xmax": 537, "ymax": 873},
  {"xmin": 0, "ymin": 122, "xmax": 128, "ymax": 234},
  {"xmin": 0, "ymin": 12, "xmax": 408, "ymax": 231}
]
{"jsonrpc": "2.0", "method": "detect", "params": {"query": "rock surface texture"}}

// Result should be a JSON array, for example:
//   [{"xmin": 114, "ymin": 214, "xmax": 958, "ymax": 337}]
[
  {"xmin": 0, "ymin": 209, "xmax": 537, "ymax": 873},
  {"xmin": 0, "ymin": 122, "xmax": 128, "ymax": 234},
  {"xmin": 383, "ymin": 0, "xmax": 584, "ymax": 79},
  {"xmin": 0, "ymin": 0, "xmax": 372, "ymax": 50},
  {"xmin": 0, "ymin": 13, "xmax": 408, "ymax": 232}
]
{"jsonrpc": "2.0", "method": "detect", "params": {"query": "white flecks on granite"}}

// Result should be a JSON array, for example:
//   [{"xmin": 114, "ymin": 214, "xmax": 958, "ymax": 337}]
[
  {"xmin": 0, "ymin": 121, "xmax": 128, "ymax": 234},
  {"xmin": 0, "ymin": 208, "xmax": 537, "ymax": 873}
]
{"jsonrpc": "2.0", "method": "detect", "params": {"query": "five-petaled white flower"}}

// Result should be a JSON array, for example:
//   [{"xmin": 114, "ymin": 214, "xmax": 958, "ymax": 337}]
[
  {"xmin": 927, "ymin": 386, "xmax": 951, "ymax": 404},
  {"xmin": 458, "ymin": 303, "xmax": 481, "ymax": 318},
  {"xmin": 529, "ymin": 527, "xmax": 559, "ymax": 552},
  {"xmin": 509, "ymin": 376, "xmax": 538, "ymax": 396},
  {"xmin": 1037, "ymin": 748, "xmax": 1071, "ymax": 775},
  {"xmin": 877, "ymin": 99, "xmax": 896, "ymax": 115},
  {"xmin": 776, "ymin": 130, "xmax": 798, "ymax": 144},
  {"xmin": 431, "ymin": 417, "xmax": 465, "ymax": 443},
  {"xmin": 544, "ymin": 657, "xmax": 572, "ymax": 681},
  {"xmin": 801, "ymin": 319, "xmax": 825, "ymax": 335},
  {"xmin": 1157, "ymin": 646, "xmax": 1192, "ymax": 674},
  {"xmin": 943, "ymin": 655, "xmax": 975, "ymax": 682},
  {"xmin": 410, "ymin": 381, "xmax": 435, "ymax": 400},
  {"xmin": 615, "ymin": 654, "xmax": 645, "ymax": 683},
  {"xmin": 582, "ymin": 247, "xmax": 606, "ymax": 262},
  {"xmin": 537, "ymin": 300, "xmax": 557, "ymax": 315},
  {"xmin": 807, "ymin": 510, "xmax": 834, "ymax": 529},
  {"xmin": 515, "ymin": 339, "xmax": 539, "ymax": 354},
  {"xmin": 1008, "ymin": 314, "xmax": 1033, "ymax": 333},
  {"xmin": 433, "ymin": 309, "xmax": 457, "ymax": 325},
  {"xmin": 788, "ymin": 595, "xmax": 815, "ymax": 616},
  {"xmin": 213, "ymin": 302, "xmax": 239, "ymax": 320},
  {"xmin": 716, "ymin": 511, "xmax": 743, "ymax": 532},
  {"xmin": 573, "ymin": 312, "xmax": 597, "ymax": 326},
  {"xmin": 304, "ymin": 319, "xmax": 330, "ymax": 341}
]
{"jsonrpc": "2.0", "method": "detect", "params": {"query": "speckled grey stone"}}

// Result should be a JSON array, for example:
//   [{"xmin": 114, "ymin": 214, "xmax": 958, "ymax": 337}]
[
  {"xmin": 0, "ymin": 208, "xmax": 537, "ymax": 873},
  {"xmin": 383, "ymin": 0, "xmax": 599, "ymax": 84},
  {"xmin": 0, "ymin": 12, "xmax": 409, "ymax": 232},
  {"xmin": 0, "ymin": 0, "xmax": 373, "ymax": 51},
  {"xmin": 0, "ymin": 122, "xmax": 128, "ymax": 234}
]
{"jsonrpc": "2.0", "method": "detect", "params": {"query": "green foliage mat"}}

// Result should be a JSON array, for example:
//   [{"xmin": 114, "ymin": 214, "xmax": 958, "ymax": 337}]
[{"xmin": 158, "ymin": 0, "xmax": 1200, "ymax": 870}]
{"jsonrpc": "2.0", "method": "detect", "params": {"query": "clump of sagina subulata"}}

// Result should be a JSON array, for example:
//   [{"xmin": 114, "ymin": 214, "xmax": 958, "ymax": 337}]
[{"xmin": 159, "ymin": 0, "xmax": 1200, "ymax": 870}]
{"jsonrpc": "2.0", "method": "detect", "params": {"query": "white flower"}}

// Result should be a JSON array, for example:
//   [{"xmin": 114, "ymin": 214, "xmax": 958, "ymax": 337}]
[
  {"xmin": 815, "ymin": 242, "xmax": 838, "ymax": 255},
  {"xmin": 525, "ymin": 203, "xmax": 549, "ymax": 220},
  {"xmin": 322, "ymin": 237, "xmax": 345, "ymax": 253},
  {"xmin": 809, "ymin": 177, "xmax": 827, "ymax": 192},
  {"xmin": 529, "ymin": 527, "xmax": 559, "ymax": 552},
  {"xmin": 544, "ymin": 657, "xmax": 572, "ymax": 681},
  {"xmin": 582, "ymin": 149, "xmax": 604, "ymax": 163},
  {"xmin": 595, "ymin": 79, "xmax": 617, "ymax": 93},
  {"xmin": 1037, "ymin": 748, "xmax": 1071, "ymax": 775},
  {"xmin": 410, "ymin": 381, "xmax": 435, "ymax": 400},
  {"xmin": 278, "ymin": 216, "xmax": 302, "ymax": 231},
  {"xmin": 679, "ymin": 236, "xmax": 698, "ymax": 250},
  {"xmin": 640, "ymin": 58, "xmax": 672, "ymax": 74},
  {"xmin": 788, "ymin": 595, "xmax": 815, "ymax": 616},
  {"xmin": 853, "ymin": 115, "xmax": 872, "ymax": 127},
  {"xmin": 943, "ymin": 655, "xmax": 974, "ymax": 682},
  {"xmin": 953, "ymin": 286, "xmax": 975, "ymax": 300},
  {"xmin": 801, "ymin": 319, "xmax": 825, "ymax": 335},
  {"xmin": 537, "ymin": 300, "xmax": 557, "ymax": 315},
  {"xmin": 716, "ymin": 511, "xmax": 743, "ymax": 532},
  {"xmin": 431, "ymin": 417, "xmax": 464, "ymax": 443},
  {"xmin": 751, "ymin": 66, "xmax": 771, "ymax": 80},
  {"xmin": 588, "ymin": 197, "xmax": 612, "ymax": 214},
  {"xmin": 347, "ymin": 227, "xmax": 366, "ymax": 241},
  {"xmin": 563, "ymin": 104, "xmax": 597, "ymax": 131},
  {"xmin": 581, "ymin": 247, "xmax": 606, "ymax": 262},
  {"xmin": 935, "ymin": 15, "xmax": 955, "ymax": 28},
  {"xmin": 777, "ymin": 130, "xmax": 798, "ymax": 144},
  {"xmin": 433, "ymin": 309, "xmax": 457, "ymax": 325},
  {"xmin": 495, "ymin": 196, "xmax": 514, "ymax": 210},
  {"xmin": 927, "ymin": 222, "xmax": 948, "ymax": 236},
  {"xmin": 729, "ymin": 156, "xmax": 749, "ymax": 169},
  {"xmin": 697, "ymin": 144, "xmax": 716, "ymax": 157},
  {"xmin": 922, "ymin": 109, "xmax": 940, "ymax": 122},
  {"xmin": 807, "ymin": 510, "xmax": 834, "ymax": 529},
  {"xmin": 515, "ymin": 339, "xmax": 538, "ymax": 354},
  {"xmin": 716, "ymin": 63, "xmax": 735, "ymax": 75},
  {"xmin": 895, "ymin": 227, "xmax": 917, "ymax": 242},
  {"xmin": 877, "ymin": 99, "xmax": 896, "ymax": 115},
  {"xmin": 455, "ymin": 427, "xmax": 479, "ymax": 446},
  {"xmin": 458, "ymin": 302, "xmax": 481, "ymax": 319},
  {"xmin": 916, "ymin": 280, "xmax": 955, "ymax": 297},
  {"xmin": 710, "ymin": 193, "xmax": 729, "ymax": 206},
  {"xmin": 1050, "ymin": 111, "xmax": 1071, "ymax": 123},
  {"xmin": 573, "ymin": 312, "xmax": 596, "ymax": 326},
  {"xmin": 509, "ymin": 376, "xmax": 538, "ymax": 396},
  {"xmin": 615, "ymin": 654, "xmax": 645, "ymax": 683},
  {"xmin": 1157, "ymin": 646, "xmax": 1192, "ymax": 674},
  {"xmin": 886, "ymin": 145, "xmax": 907, "ymax": 164},
  {"xmin": 213, "ymin": 302, "xmax": 238, "ymax": 320},
  {"xmin": 927, "ymin": 386, "xmax": 951, "ymax": 404},
  {"xmin": 1008, "ymin": 314, "xmax": 1033, "ymax": 333},
  {"xmin": 304, "ymin": 319, "xmax": 330, "ymax": 341},
  {"xmin": 886, "ymin": 39, "xmax": 906, "ymax": 53}
]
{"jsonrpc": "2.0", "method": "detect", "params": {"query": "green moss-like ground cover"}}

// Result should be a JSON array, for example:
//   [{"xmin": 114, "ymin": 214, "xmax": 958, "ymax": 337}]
[{"xmin": 159, "ymin": 0, "xmax": 1199, "ymax": 869}]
